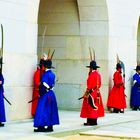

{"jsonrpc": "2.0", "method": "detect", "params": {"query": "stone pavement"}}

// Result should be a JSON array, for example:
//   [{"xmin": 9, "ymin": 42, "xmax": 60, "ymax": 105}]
[
  {"xmin": 80, "ymin": 110, "xmax": 140, "ymax": 139},
  {"xmin": 1, "ymin": 110, "xmax": 140, "ymax": 140}
]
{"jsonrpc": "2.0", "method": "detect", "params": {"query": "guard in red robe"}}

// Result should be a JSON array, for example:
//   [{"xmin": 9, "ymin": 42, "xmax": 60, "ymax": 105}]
[
  {"xmin": 80, "ymin": 60, "xmax": 104, "ymax": 125},
  {"xmin": 31, "ymin": 59, "xmax": 46, "ymax": 116},
  {"xmin": 31, "ymin": 66, "xmax": 41, "ymax": 116},
  {"xmin": 107, "ymin": 63, "xmax": 127, "ymax": 113}
]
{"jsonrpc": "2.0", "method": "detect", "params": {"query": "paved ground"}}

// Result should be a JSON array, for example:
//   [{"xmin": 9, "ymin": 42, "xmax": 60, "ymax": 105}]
[
  {"xmin": 1, "ymin": 110, "xmax": 140, "ymax": 140},
  {"xmin": 62, "ymin": 135, "xmax": 132, "ymax": 140}
]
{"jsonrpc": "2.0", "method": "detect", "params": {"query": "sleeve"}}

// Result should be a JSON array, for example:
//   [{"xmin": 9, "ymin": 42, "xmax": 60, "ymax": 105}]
[
  {"xmin": 34, "ymin": 70, "xmax": 40, "ymax": 87},
  {"xmin": 0, "ymin": 74, "xmax": 4, "ymax": 86},
  {"xmin": 96, "ymin": 74, "xmax": 101, "ymax": 89},
  {"xmin": 133, "ymin": 74, "xmax": 140, "ymax": 84},
  {"xmin": 2, "ymin": 75, "xmax": 4, "ymax": 85},
  {"xmin": 41, "ymin": 73, "xmax": 50, "ymax": 88}
]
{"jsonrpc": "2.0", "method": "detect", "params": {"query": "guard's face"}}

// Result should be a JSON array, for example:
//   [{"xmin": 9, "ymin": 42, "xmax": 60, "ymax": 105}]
[
  {"xmin": 89, "ymin": 68, "xmax": 93, "ymax": 72},
  {"xmin": 137, "ymin": 70, "xmax": 140, "ymax": 74}
]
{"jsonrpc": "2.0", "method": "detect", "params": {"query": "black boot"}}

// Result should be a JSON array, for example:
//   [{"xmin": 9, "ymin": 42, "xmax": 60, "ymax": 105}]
[
  {"xmin": 34, "ymin": 126, "xmax": 47, "ymax": 132},
  {"xmin": 46, "ymin": 126, "xmax": 53, "ymax": 132},
  {"xmin": 113, "ymin": 108, "xmax": 119, "ymax": 113},
  {"xmin": 84, "ymin": 118, "xmax": 90, "ymax": 126},
  {"xmin": 0, "ymin": 122, "xmax": 4, "ymax": 127},
  {"xmin": 119, "ymin": 109, "xmax": 124, "ymax": 113},
  {"xmin": 90, "ymin": 119, "xmax": 97, "ymax": 125},
  {"xmin": 84, "ymin": 118, "xmax": 97, "ymax": 126},
  {"xmin": 132, "ymin": 107, "xmax": 138, "ymax": 111}
]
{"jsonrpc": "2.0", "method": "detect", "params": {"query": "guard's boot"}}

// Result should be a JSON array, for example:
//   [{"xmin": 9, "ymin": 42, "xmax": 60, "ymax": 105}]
[
  {"xmin": 113, "ymin": 108, "xmax": 119, "ymax": 113},
  {"xmin": 90, "ymin": 119, "xmax": 97, "ymax": 125},
  {"xmin": 84, "ymin": 118, "xmax": 91, "ymax": 126},
  {"xmin": 132, "ymin": 107, "xmax": 138, "ymax": 111},
  {"xmin": 34, "ymin": 126, "xmax": 47, "ymax": 132},
  {"xmin": 0, "ymin": 122, "xmax": 4, "ymax": 127},
  {"xmin": 84, "ymin": 118, "xmax": 97, "ymax": 126},
  {"xmin": 119, "ymin": 109, "xmax": 124, "ymax": 113},
  {"xmin": 46, "ymin": 126, "xmax": 53, "ymax": 132}
]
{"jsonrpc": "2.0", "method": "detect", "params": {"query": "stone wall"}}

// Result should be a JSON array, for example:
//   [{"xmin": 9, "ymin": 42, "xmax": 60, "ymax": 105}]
[
  {"xmin": 38, "ymin": 0, "xmax": 109, "ymax": 110},
  {"xmin": 0, "ymin": 0, "xmax": 140, "ymax": 120}
]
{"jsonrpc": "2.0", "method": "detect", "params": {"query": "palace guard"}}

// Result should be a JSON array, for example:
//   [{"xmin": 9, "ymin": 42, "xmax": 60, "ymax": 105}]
[
  {"xmin": 0, "ymin": 68, "xmax": 6, "ymax": 127},
  {"xmin": 130, "ymin": 65, "xmax": 140, "ymax": 110},
  {"xmin": 107, "ymin": 57, "xmax": 127, "ymax": 113},
  {"xmin": 0, "ymin": 24, "xmax": 6, "ymax": 126},
  {"xmin": 34, "ymin": 50, "xmax": 59, "ymax": 132},
  {"xmin": 80, "ymin": 48, "xmax": 104, "ymax": 125},
  {"xmin": 31, "ymin": 53, "xmax": 47, "ymax": 116}
]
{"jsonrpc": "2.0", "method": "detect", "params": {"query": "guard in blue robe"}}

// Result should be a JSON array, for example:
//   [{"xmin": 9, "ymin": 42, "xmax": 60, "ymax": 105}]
[
  {"xmin": 34, "ymin": 60, "xmax": 59, "ymax": 132},
  {"xmin": 130, "ymin": 66, "xmax": 140, "ymax": 110},
  {"xmin": 0, "ymin": 71, "xmax": 6, "ymax": 126}
]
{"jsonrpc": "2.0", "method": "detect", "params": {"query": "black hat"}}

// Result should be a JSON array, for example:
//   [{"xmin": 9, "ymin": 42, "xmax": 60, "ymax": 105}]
[
  {"xmin": 135, "ymin": 65, "xmax": 140, "ymax": 71},
  {"xmin": 37, "ymin": 59, "xmax": 46, "ymax": 67},
  {"xmin": 116, "ymin": 63, "xmax": 122, "ymax": 69},
  {"xmin": 44, "ymin": 60, "xmax": 55, "ymax": 69},
  {"xmin": 39, "ymin": 59, "xmax": 45, "ymax": 66},
  {"xmin": 86, "ymin": 60, "xmax": 100, "ymax": 69}
]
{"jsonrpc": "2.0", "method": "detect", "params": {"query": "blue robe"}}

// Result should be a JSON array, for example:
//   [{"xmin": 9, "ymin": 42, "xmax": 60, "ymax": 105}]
[
  {"xmin": 34, "ymin": 69, "xmax": 59, "ymax": 127},
  {"xmin": 130, "ymin": 73, "xmax": 140, "ymax": 108},
  {"xmin": 0, "ymin": 73, "xmax": 6, "ymax": 122}
]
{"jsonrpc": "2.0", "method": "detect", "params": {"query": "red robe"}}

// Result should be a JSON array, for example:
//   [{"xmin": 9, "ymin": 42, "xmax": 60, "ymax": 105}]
[
  {"xmin": 31, "ymin": 68, "xmax": 41, "ymax": 116},
  {"xmin": 80, "ymin": 70, "xmax": 104, "ymax": 119},
  {"xmin": 107, "ymin": 70, "xmax": 127, "ymax": 109}
]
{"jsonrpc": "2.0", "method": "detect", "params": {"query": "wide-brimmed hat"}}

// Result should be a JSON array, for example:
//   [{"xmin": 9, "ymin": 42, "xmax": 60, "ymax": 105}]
[
  {"xmin": 39, "ymin": 59, "xmax": 45, "ymax": 67},
  {"xmin": 44, "ymin": 59, "xmax": 55, "ymax": 69},
  {"xmin": 135, "ymin": 65, "xmax": 140, "ymax": 71},
  {"xmin": 38, "ymin": 49, "xmax": 55, "ymax": 67},
  {"xmin": 86, "ymin": 60, "xmax": 100, "ymax": 69}
]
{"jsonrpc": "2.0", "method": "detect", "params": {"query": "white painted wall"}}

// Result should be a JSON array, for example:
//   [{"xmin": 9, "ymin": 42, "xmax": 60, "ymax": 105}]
[
  {"xmin": 107, "ymin": 0, "xmax": 140, "ymax": 105},
  {"xmin": 137, "ymin": 19, "xmax": 140, "ymax": 61},
  {"xmin": 0, "ymin": 0, "xmax": 39, "ymax": 120}
]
